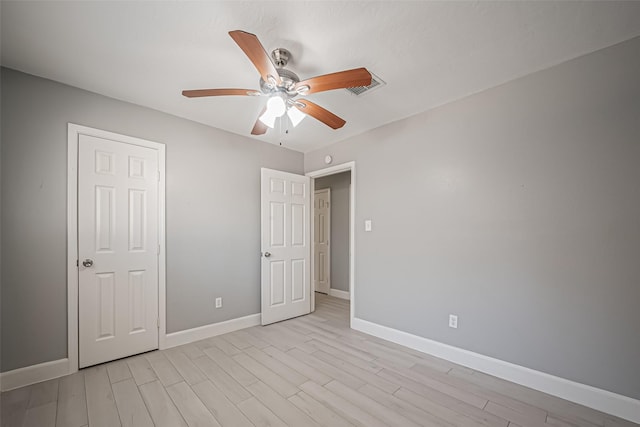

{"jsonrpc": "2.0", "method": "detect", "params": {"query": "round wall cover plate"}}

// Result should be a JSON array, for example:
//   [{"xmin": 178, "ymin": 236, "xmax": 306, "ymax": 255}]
[{"xmin": 324, "ymin": 155, "xmax": 333, "ymax": 164}]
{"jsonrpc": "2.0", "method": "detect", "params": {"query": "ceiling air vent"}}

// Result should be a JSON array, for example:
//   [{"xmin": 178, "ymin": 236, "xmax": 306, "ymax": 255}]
[{"xmin": 345, "ymin": 72, "xmax": 385, "ymax": 96}]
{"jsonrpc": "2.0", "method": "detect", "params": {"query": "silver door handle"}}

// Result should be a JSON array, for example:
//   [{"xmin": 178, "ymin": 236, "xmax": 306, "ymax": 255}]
[
  {"xmin": 264, "ymin": 252, "xmax": 271, "ymax": 258},
  {"xmin": 82, "ymin": 259, "xmax": 94, "ymax": 267}
]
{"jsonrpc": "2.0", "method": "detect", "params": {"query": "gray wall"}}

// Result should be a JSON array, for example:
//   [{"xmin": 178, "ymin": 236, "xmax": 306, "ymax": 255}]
[
  {"xmin": 315, "ymin": 171, "xmax": 351, "ymax": 293},
  {"xmin": 305, "ymin": 37, "xmax": 640, "ymax": 400},
  {"xmin": 0, "ymin": 68, "xmax": 303, "ymax": 372}
]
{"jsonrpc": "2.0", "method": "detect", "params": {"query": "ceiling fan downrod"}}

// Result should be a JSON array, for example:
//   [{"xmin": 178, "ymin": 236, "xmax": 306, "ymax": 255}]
[{"xmin": 271, "ymin": 48, "xmax": 291, "ymax": 68}]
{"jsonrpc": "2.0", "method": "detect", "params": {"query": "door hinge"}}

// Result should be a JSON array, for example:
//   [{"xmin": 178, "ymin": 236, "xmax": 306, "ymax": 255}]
[
  {"xmin": 157, "ymin": 245, "xmax": 161, "ymax": 255},
  {"xmin": 158, "ymin": 171, "xmax": 161, "ymax": 182},
  {"xmin": 157, "ymin": 317, "xmax": 160, "ymax": 329}
]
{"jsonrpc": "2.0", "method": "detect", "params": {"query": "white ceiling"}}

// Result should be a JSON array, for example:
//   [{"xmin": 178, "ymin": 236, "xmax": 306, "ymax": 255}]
[{"xmin": 2, "ymin": 1, "xmax": 640, "ymax": 152}]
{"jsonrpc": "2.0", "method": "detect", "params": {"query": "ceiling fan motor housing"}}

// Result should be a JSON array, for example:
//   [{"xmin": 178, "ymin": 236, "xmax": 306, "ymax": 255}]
[{"xmin": 260, "ymin": 67, "xmax": 300, "ymax": 95}]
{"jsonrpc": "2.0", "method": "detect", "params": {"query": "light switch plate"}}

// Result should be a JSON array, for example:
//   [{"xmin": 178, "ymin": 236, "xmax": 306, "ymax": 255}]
[{"xmin": 365, "ymin": 220, "xmax": 372, "ymax": 231}]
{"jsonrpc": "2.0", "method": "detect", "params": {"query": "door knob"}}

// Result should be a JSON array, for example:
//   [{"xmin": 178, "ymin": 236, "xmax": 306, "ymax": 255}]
[
  {"xmin": 264, "ymin": 252, "xmax": 271, "ymax": 258},
  {"xmin": 82, "ymin": 259, "xmax": 94, "ymax": 267}
]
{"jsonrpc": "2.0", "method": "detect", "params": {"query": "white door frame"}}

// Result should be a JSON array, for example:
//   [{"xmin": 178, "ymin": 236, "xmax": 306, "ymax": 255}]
[
  {"xmin": 306, "ymin": 161, "xmax": 355, "ymax": 327},
  {"xmin": 67, "ymin": 123, "xmax": 166, "ymax": 374}
]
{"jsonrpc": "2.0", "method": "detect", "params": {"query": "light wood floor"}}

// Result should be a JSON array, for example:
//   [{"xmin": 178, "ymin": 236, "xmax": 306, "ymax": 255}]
[{"xmin": 2, "ymin": 294, "xmax": 637, "ymax": 427}]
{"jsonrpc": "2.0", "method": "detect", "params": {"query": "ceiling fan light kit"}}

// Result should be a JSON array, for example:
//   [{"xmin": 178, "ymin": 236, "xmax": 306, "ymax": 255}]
[
  {"xmin": 182, "ymin": 30, "xmax": 372, "ymax": 136},
  {"xmin": 258, "ymin": 93, "xmax": 306, "ymax": 129}
]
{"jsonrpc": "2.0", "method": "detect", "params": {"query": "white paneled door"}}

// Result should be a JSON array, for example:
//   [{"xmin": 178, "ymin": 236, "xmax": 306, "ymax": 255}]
[
  {"xmin": 78, "ymin": 134, "xmax": 159, "ymax": 368},
  {"xmin": 314, "ymin": 189, "xmax": 331, "ymax": 294},
  {"xmin": 261, "ymin": 168, "xmax": 311, "ymax": 325}
]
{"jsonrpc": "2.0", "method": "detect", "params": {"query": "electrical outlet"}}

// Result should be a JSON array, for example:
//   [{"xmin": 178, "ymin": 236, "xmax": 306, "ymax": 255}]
[
  {"xmin": 449, "ymin": 314, "xmax": 458, "ymax": 329},
  {"xmin": 365, "ymin": 220, "xmax": 372, "ymax": 231},
  {"xmin": 215, "ymin": 297, "xmax": 222, "ymax": 309}
]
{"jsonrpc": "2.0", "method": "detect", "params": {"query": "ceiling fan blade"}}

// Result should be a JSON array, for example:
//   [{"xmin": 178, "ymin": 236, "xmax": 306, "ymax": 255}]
[
  {"xmin": 251, "ymin": 107, "xmax": 268, "ymax": 135},
  {"xmin": 293, "ymin": 99, "xmax": 346, "ymax": 129},
  {"xmin": 294, "ymin": 67, "xmax": 372, "ymax": 95},
  {"xmin": 229, "ymin": 30, "xmax": 281, "ymax": 86},
  {"xmin": 182, "ymin": 88, "xmax": 260, "ymax": 98}
]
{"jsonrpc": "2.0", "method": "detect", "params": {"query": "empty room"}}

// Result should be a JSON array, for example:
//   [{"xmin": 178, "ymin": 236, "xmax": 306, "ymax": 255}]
[{"xmin": 1, "ymin": 1, "xmax": 639, "ymax": 427}]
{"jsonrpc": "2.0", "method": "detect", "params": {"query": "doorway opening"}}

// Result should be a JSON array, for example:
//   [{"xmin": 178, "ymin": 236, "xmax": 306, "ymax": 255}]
[{"xmin": 307, "ymin": 162, "xmax": 355, "ymax": 327}]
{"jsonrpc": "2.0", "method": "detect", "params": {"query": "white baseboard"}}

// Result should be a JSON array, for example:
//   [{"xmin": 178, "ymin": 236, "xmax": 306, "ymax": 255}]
[
  {"xmin": 352, "ymin": 317, "xmax": 640, "ymax": 424},
  {"xmin": 1, "ymin": 358, "xmax": 70, "ymax": 392},
  {"xmin": 329, "ymin": 289, "xmax": 350, "ymax": 300},
  {"xmin": 163, "ymin": 313, "xmax": 261, "ymax": 349},
  {"xmin": 0, "ymin": 314, "xmax": 260, "ymax": 391}
]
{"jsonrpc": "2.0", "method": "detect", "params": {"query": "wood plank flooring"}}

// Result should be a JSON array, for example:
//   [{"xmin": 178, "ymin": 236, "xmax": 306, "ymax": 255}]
[{"xmin": 1, "ymin": 294, "xmax": 637, "ymax": 427}]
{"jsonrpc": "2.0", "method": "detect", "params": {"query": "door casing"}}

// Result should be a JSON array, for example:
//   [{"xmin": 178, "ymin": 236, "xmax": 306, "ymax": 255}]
[
  {"xmin": 306, "ymin": 162, "xmax": 355, "ymax": 325},
  {"xmin": 67, "ymin": 123, "xmax": 166, "ymax": 374}
]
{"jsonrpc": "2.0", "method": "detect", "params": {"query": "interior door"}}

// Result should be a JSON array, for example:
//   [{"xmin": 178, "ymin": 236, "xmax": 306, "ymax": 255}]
[
  {"xmin": 78, "ymin": 134, "xmax": 159, "ymax": 368},
  {"xmin": 314, "ymin": 189, "xmax": 331, "ymax": 294},
  {"xmin": 261, "ymin": 168, "xmax": 311, "ymax": 325}
]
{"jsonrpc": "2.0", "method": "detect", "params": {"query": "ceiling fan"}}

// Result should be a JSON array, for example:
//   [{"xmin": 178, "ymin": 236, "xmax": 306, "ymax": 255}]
[{"xmin": 182, "ymin": 30, "xmax": 372, "ymax": 135}]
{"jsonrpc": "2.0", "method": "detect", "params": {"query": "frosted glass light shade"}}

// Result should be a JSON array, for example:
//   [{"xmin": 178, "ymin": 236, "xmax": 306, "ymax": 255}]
[
  {"xmin": 259, "ymin": 110, "xmax": 277, "ymax": 128},
  {"xmin": 266, "ymin": 95, "xmax": 286, "ymax": 117},
  {"xmin": 287, "ymin": 106, "xmax": 306, "ymax": 127}
]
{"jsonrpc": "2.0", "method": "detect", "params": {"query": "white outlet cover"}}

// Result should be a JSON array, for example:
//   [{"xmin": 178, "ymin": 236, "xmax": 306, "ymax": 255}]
[
  {"xmin": 215, "ymin": 297, "xmax": 222, "ymax": 308},
  {"xmin": 365, "ymin": 220, "xmax": 372, "ymax": 231},
  {"xmin": 449, "ymin": 314, "xmax": 458, "ymax": 329}
]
